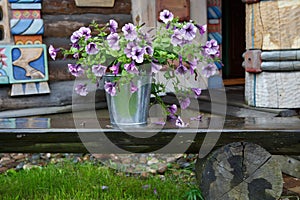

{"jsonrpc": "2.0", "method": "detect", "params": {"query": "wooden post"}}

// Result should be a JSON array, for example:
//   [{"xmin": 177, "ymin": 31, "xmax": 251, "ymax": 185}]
[{"xmin": 195, "ymin": 142, "xmax": 283, "ymax": 200}]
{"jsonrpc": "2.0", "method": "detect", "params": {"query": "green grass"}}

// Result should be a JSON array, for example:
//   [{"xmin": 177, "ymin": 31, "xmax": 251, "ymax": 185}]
[{"xmin": 0, "ymin": 161, "xmax": 201, "ymax": 200}]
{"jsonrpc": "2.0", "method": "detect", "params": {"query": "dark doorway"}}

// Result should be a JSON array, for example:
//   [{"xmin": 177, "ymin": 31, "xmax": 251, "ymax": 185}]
[{"xmin": 222, "ymin": 1, "xmax": 246, "ymax": 78}]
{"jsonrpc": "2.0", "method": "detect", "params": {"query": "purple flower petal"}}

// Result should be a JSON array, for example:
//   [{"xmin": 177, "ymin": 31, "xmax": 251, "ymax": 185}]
[
  {"xmin": 171, "ymin": 29, "xmax": 184, "ymax": 46},
  {"xmin": 75, "ymin": 83, "xmax": 88, "ymax": 96},
  {"xmin": 196, "ymin": 24, "xmax": 207, "ymax": 35},
  {"xmin": 104, "ymin": 81, "xmax": 117, "ymax": 96},
  {"xmin": 86, "ymin": 42, "xmax": 99, "ymax": 55},
  {"xmin": 175, "ymin": 116, "xmax": 189, "ymax": 127},
  {"xmin": 168, "ymin": 104, "xmax": 177, "ymax": 115},
  {"xmin": 48, "ymin": 45, "xmax": 60, "ymax": 60},
  {"xmin": 122, "ymin": 23, "xmax": 137, "ymax": 41},
  {"xmin": 68, "ymin": 64, "xmax": 84, "ymax": 77},
  {"xmin": 179, "ymin": 97, "xmax": 190, "ymax": 110},
  {"xmin": 109, "ymin": 19, "xmax": 118, "ymax": 33},
  {"xmin": 192, "ymin": 88, "xmax": 202, "ymax": 97},
  {"xmin": 107, "ymin": 33, "xmax": 120, "ymax": 50},
  {"xmin": 130, "ymin": 81, "xmax": 138, "ymax": 93},
  {"xmin": 159, "ymin": 10, "xmax": 174, "ymax": 24},
  {"xmin": 202, "ymin": 64, "xmax": 217, "ymax": 78},
  {"xmin": 151, "ymin": 62, "xmax": 162, "ymax": 73},
  {"xmin": 110, "ymin": 63, "xmax": 120, "ymax": 75},
  {"xmin": 203, "ymin": 39, "xmax": 220, "ymax": 58},
  {"xmin": 187, "ymin": 58, "xmax": 198, "ymax": 75},
  {"xmin": 181, "ymin": 22, "xmax": 197, "ymax": 41},
  {"xmin": 175, "ymin": 56, "xmax": 188, "ymax": 75},
  {"xmin": 78, "ymin": 27, "xmax": 91, "ymax": 40},
  {"xmin": 131, "ymin": 46, "xmax": 145, "ymax": 63},
  {"xmin": 124, "ymin": 61, "xmax": 139, "ymax": 74},
  {"xmin": 190, "ymin": 114, "xmax": 203, "ymax": 121},
  {"xmin": 92, "ymin": 64, "xmax": 107, "ymax": 77},
  {"xmin": 145, "ymin": 46, "xmax": 153, "ymax": 56},
  {"xmin": 70, "ymin": 31, "xmax": 81, "ymax": 44},
  {"xmin": 124, "ymin": 42, "xmax": 135, "ymax": 58}
]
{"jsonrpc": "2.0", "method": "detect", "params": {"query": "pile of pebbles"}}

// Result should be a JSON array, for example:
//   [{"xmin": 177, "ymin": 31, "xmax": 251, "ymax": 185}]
[{"xmin": 0, "ymin": 153, "xmax": 198, "ymax": 175}]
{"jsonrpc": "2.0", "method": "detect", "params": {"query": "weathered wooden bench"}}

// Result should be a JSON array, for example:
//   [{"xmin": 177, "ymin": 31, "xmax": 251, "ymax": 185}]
[{"xmin": 0, "ymin": 108, "xmax": 299, "ymax": 199}]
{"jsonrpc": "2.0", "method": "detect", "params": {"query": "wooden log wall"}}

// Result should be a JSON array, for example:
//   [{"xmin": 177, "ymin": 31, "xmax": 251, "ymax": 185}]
[
  {"xmin": 42, "ymin": 0, "xmax": 132, "ymax": 81},
  {"xmin": 246, "ymin": 0, "xmax": 300, "ymax": 50}
]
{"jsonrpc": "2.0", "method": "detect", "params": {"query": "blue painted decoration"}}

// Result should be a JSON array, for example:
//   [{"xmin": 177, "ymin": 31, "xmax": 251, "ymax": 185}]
[
  {"xmin": 208, "ymin": 32, "xmax": 222, "ymax": 44},
  {"xmin": 10, "ymin": 3, "xmax": 42, "ymax": 10},
  {"xmin": 207, "ymin": 6, "xmax": 222, "ymax": 19},
  {"xmin": 10, "ymin": 19, "xmax": 44, "ymax": 35}
]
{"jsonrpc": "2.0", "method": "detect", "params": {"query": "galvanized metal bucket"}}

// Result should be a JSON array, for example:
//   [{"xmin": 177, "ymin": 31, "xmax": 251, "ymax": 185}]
[{"xmin": 103, "ymin": 74, "xmax": 152, "ymax": 126}]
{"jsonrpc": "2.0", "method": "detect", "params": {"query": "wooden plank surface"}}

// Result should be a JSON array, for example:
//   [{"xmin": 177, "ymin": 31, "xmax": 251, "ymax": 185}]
[{"xmin": 0, "ymin": 111, "xmax": 299, "ymax": 154}]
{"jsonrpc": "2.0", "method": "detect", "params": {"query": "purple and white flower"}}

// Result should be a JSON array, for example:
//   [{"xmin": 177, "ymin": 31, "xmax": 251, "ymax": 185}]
[
  {"xmin": 92, "ymin": 64, "xmax": 107, "ymax": 77},
  {"xmin": 48, "ymin": 45, "xmax": 60, "ymax": 60},
  {"xmin": 179, "ymin": 97, "xmax": 190, "ymax": 110},
  {"xmin": 192, "ymin": 88, "xmax": 202, "ymax": 97},
  {"xmin": 104, "ymin": 81, "xmax": 117, "ymax": 96},
  {"xmin": 75, "ymin": 83, "xmax": 88, "ymax": 96},
  {"xmin": 160, "ymin": 9, "xmax": 174, "ymax": 24},
  {"xmin": 122, "ymin": 23, "xmax": 137, "ymax": 41},
  {"xmin": 108, "ymin": 19, "xmax": 118, "ymax": 33},
  {"xmin": 110, "ymin": 63, "xmax": 120, "ymax": 75},
  {"xmin": 86, "ymin": 42, "xmax": 99, "ymax": 55},
  {"xmin": 167, "ymin": 104, "xmax": 177, "ymax": 119},
  {"xmin": 107, "ymin": 33, "xmax": 120, "ymax": 50},
  {"xmin": 151, "ymin": 61, "xmax": 162, "ymax": 73},
  {"xmin": 175, "ymin": 116, "xmax": 189, "ymax": 127},
  {"xmin": 203, "ymin": 39, "xmax": 220, "ymax": 57},
  {"xmin": 130, "ymin": 81, "xmax": 138, "ymax": 93},
  {"xmin": 131, "ymin": 46, "xmax": 145, "ymax": 63},
  {"xmin": 190, "ymin": 114, "xmax": 203, "ymax": 121},
  {"xmin": 144, "ymin": 46, "xmax": 153, "ymax": 56},
  {"xmin": 124, "ymin": 42, "xmax": 136, "ymax": 58},
  {"xmin": 70, "ymin": 31, "xmax": 82, "ymax": 44},
  {"xmin": 196, "ymin": 24, "xmax": 207, "ymax": 35},
  {"xmin": 187, "ymin": 58, "xmax": 198, "ymax": 75},
  {"xmin": 124, "ymin": 61, "xmax": 139, "ymax": 74},
  {"xmin": 176, "ymin": 56, "xmax": 188, "ymax": 75},
  {"xmin": 78, "ymin": 27, "xmax": 91, "ymax": 40},
  {"xmin": 68, "ymin": 64, "xmax": 84, "ymax": 77},
  {"xmin": 181, "ymin": 22, "xmax": 197, "ymax": 41},
  {"xmin": 171, "ymin": 29, "xmax": 184, "ymax": 46},
  {"xmin": 202, "ymin": 63, "xmax": 217, "ymax": 78}
]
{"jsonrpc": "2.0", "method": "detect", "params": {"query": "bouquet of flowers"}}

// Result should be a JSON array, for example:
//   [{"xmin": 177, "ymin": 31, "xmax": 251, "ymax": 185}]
[{"xmin": 49, "ymin": 9, "xmax": 221, "ymax": 126}]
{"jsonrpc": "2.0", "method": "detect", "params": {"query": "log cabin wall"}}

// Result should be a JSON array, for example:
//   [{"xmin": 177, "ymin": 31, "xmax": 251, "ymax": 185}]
[
  {"xmin": 43, "ymin": 0, "xmax": 132, "ymax": 81},
  {"xmin": 243, "ymin": 0, "xmax": 300, "ymax": 108}
]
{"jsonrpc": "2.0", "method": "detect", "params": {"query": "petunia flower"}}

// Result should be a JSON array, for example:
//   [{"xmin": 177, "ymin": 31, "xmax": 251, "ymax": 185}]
[
  {"xmin": 159, "ymin": 10, "xmax": 174, "ymax": 24},
  {"xmin": 190, "ymin": 114, "xmax": 203, "ymax": 121},
  {"xmin": 122, "ymin": 23, "xmax": 137, "ymax": 41},
  {"xmin": 144, "ymin": 45, "xmax": 153, "ymax": 56},
  {"xmin": 124, "ymin": 61, "xmax": 139, "ymax": 74},
  {"xmin": 78, "ymin": 27, "xmax": 91, "ymax": 40},
  {"xmin": 187, "ymin": 58, "xmax": 198, "ymax": 75},
  {"xmin": 171, "ymin": 29, "xmax": 184, "ymax": 46},
  {"xmin": 131, "ymin": 46, "xmax": 145, "ymax": 63},
  {"xmin": 167, "ymin": 104, "xmax": 177, "ymax": 119},
  {"xmin": 151, "ymin": 61, "xmax": 162, "ymax": 73},
  {"xmin": 86, "ymin": 42, "xmax": 99, "ymax": 55},
  {"xmin": 124, "ymin": 42, "xmax": 136, "ymax": 58},
  {"xmin": 108, "ymin": 19, "xmax": 118, "ymax": 33},
  {"xmin": 48, "ymin": 45, "xmax": 60, "ymax": 60},
  {"xmin": 110, "ymin": 63, "xmax": 120, "ymax": 75},
  {"xmin": 179, "ymin": 97, "xmax": 190, "ymax": 109},
  {"xmin": 75, "ymin": 83, "xmax": 88, "ymax": 96},
  {"xmin": 130, "ymin": 81, "xmax": 138, "ymax": 93},
  {"xmin": 181, "ymin": 22, "xmax": 197, "ymax": 41},
  {"xmin": 196, "ymin": 24, "xmax": 207, "ymax": 35},
  {"xmin": 175, "ymin": 116, "xmax": 189, "ymax": 127},
  {"xmin": 175, "ymin": 56, "xmax": 188, "ymax": 75},
  {"xmin": 68, "ymin": 64, "xmax": 84, "ymax": 77},
  {"xmin": 107, "ymin": 33, "xmax": 120, "ymax": 50},
  {"xmin": 104, "ymin": 81, "xmax": 117, "ymax": 96},
  {"xmin": 191, "ymin": 88, "xmax": 202, "ymax": 98},
  {"xmin": 202, "ymin": 63, "xmax": 217, "ymax": 78},
  {"xmin": 92, "ymin": 64, "xmax": 107, "ymax": 77},
  {"xmin": 70, "ymin": 31, "xmax": 81, "ymax": 44},
  {"xmin": 203, "ymin": 39, "xmax": 220, "ymax": 57}
]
